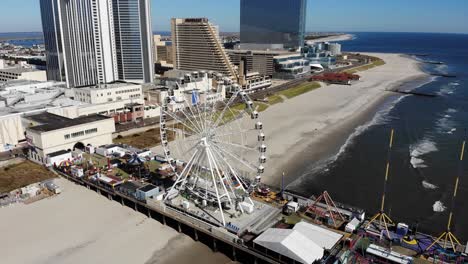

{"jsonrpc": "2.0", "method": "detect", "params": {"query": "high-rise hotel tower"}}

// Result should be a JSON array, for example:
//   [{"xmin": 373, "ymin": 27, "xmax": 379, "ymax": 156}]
[{"xmin": 40, "ymin": 0, "xmax": 154, "ymax": 88}]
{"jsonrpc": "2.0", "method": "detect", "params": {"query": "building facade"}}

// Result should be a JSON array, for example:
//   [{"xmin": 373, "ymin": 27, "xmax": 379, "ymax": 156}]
[
  {"xmin": 39, "ymin": 0, "xmax": 154, "ymax": 88},
  {"xmin": 240, "ymin": 0, "xmax": 307, "ymax": 50},
  {"xmin": 227, "ymin": 50, "xmax": 276, "ymax": 77},
  {"xmin": 171, "ymin": 18, "xmax": 238, "ymax": 80},
  {"xmin": 0, "ymin": 68, "xmax": 47, "ymax": 83},
  {"xmin": 25, "ymin": 113, "xmax": 115, "ymax": 165},
  {"xmin": 154, "ymin": 35, "xmax": 173, "ymax": 65}
]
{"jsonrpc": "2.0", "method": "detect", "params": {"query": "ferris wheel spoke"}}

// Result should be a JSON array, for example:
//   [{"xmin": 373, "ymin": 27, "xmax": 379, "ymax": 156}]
[
  {"xmin": 165, "ymin": 127, "xmax": 197, "ymax": 138},
  {"xmin": 178, "ymin": 107, "xmax": 204, "ymax": 133},
  {"xmin": 213, "ymin": 91, "xmax": 239, "ymax": 129},
  {"xmin": 212, "ymin": 140, "xmax": 256, "ymax": 152},
  {"xmin": 212, "ymin": 144, "xmax": 258, "ymax": 172},
  {"xmin": 210, "ymin": 146, "xmax": 251, "ymax": 200},
  {"xmin": 163, "ymin": 110, "xmax": 200, "ymax": 135},
  {"xmin": 210, "ymin": 129, "xmax": 252, "ymax": 139},
  {"xmin": 183, "ymin": 95, "xmax": 206, "ymax": 133}
]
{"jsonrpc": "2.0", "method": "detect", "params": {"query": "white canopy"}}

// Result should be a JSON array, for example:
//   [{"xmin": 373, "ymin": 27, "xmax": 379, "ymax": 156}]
[
  {"xmin": 254, "ymin": 228, "xmax": 324, "ymax": 264},
  {"xmin": 293, "ymin": 221, "xmax": 343, "ymax": 250}
]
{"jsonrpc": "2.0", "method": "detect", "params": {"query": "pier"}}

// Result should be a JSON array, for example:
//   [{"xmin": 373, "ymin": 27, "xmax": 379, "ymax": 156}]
[
  {"xmin": 430, "ymin": 73, "xmax": 457, "ymax": 78},
  {"xmin": 388, "ymin": 89, "xmax": 437, "ymax": 97}
]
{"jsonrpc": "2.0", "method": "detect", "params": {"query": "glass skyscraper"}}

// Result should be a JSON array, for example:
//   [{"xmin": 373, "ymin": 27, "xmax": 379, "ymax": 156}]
[
  {"xmin": 240, "ymin": 0, "xmax": 307, "ymax": 50},
  {"xmin": 40, "ymin": 0, "xmax": 153, "ymax": 88}
]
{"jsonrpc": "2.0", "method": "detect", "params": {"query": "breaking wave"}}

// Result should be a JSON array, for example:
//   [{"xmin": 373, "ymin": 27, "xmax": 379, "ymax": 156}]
[
  {"xmin": 433, "ymin": 201, "xmax": 447, "ymax": 212},
  {"xmin": 422, "ymin": 180, "xmax": 438, "ymax": 190},
  {"xmin": 435, "ymin": 108, "xmax": 457, "ymax": 134},
  {"xmin": 409, "ymin": 139, "xmax": 438, "ymax": 169},
  {"xmin": 437, "ymin": 84, "xmax": 456, "ymax": 96}
]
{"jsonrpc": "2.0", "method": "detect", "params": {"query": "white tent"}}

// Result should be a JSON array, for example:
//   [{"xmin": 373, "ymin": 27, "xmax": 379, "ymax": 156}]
[
  {"xmin": 293, "ymin": 221, "xmax": 343, "ymax": 250},
  {"xmin": 254, "ymin": 228, "xmax": 324, "ymax": 264}
]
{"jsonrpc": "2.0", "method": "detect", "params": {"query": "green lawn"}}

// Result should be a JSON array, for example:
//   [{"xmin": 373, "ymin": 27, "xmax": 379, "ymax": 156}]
[
  {"xmin": 254, "ymin": 102, "xmax": 269, "ymax": 112},
  {"xmin": 345, "ymin": 58, "xmax": 386, "ymax": 74},
  {"xmin": 267, "ymin": 94, "xmax": 284, "ymax": 105},
  {"xmin": 277, "ymin": 82, "xmax": 321, "ymax": 99}
]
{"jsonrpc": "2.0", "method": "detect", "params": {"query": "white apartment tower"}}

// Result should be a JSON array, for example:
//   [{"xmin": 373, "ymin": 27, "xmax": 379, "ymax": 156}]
[
  {"xmin": 40, "ymin": 0, "xmax": 154, "ymax": 88},
  {"xmin": 171, "ymin": 18, "xmax": 238, "ymax": 80}
]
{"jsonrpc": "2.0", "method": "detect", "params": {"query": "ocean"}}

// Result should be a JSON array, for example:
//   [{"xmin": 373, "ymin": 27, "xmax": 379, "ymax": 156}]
[{"xmin": 288, "ymin": 32, "xmax": 468, "ymax": 241}]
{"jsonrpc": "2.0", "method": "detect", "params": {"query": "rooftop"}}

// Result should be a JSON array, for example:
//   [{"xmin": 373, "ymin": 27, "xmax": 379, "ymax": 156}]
[
  {"xmin": 79, "ymin": 81, "xmax": 140, "ymax": 90},
  {"xmin": 0, "ymin": 67, "xmax": 42, "ymax": 74},
  {"xmin": 26, "ymin": 112, "xmax": 111, "ymax": 133},
  {"xmin": 139, "ymin": 184, "xmax": 158, "ymax": 192}
]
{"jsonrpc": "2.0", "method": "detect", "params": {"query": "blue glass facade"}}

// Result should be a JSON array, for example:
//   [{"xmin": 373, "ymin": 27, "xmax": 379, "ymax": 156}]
[{"xmin": 240, "ymin": 0, "xmax": 307, "ymax": 49}]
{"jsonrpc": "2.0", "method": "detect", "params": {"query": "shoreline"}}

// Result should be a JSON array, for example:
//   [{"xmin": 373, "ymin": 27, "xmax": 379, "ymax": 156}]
[{"xmin": 257, "ymin": 53, "xmax": 431, "ymax": 188}]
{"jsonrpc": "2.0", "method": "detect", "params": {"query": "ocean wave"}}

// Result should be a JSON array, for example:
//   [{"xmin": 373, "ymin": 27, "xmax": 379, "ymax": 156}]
[
  {"xmin": 433, "ymin": 201, "xmax": 447, "ymax": 212},
  {"xmin": 449, "ymin": 82, "xmax": 460, "ymax": 86},
  {"xmin": 409, "ymin": 139, "xmax": 438, "ymax": 169},
  {"xmin": 434, "ymin": 64, "xmax": 449, "ymax": 75},
  {"xmin": 289, "ymin": 95, "xmax": 411, "ymax": 188},
  {"xmin": 422, "ymin": 180, "xmax": 438, "ymax": 190},
  {"xmin": 435, "ymin": 108, "xmax": 457, "ymax": 134},
  {"xmin": 437, "ymin": 84, "xmax": 457, "ymax": 96}
]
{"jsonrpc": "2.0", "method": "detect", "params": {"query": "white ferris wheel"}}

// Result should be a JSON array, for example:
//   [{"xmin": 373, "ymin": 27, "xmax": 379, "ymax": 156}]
[{"xmin": 159, "ymin": 81, "xmax": 267, "ymax": 226}]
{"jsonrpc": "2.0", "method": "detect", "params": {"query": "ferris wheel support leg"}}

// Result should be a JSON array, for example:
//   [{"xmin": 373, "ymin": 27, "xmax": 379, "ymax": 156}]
[
  {"xmin": 164, "ymin": 149, "xmax": 200, "ymax": 202},
  {"xmin": 206, "ymin": 146, "xmax": 226, "ymax": 226},
  {"xmin": 212, "ymin": 146, "xmax": 254, "ymax": 208},
  {"xmin": 207, "ymin": 148, "xmax": 234, "ymax": 207}
]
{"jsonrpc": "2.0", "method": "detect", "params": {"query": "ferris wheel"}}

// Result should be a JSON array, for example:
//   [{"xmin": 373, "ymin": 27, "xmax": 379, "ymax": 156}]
[{"xmin": 159, "ymin": 81, "xmax": 266, "ymax": 226}]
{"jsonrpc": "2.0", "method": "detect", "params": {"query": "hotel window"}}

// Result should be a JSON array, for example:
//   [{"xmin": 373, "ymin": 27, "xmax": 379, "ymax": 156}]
[{"xmin": 85, "ymin": 128, "xmax": 98, "ymax": 135}]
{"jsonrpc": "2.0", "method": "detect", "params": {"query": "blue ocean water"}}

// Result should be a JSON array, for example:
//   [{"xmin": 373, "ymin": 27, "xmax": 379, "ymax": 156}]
[
  {"xmin": 289, "ymin": 32, "xmax": 468, "ymax": 241},
  {"xmin": 0, "ymin": 32, "xmax": 44, "ymax": 47}
]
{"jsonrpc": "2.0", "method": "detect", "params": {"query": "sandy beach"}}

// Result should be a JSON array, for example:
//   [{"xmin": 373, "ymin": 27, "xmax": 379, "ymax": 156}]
[
  {"xmin": 256, "ymin": 53, "xmax": 428, "ymax": 187},
  {"xmin": 0, "ymin": 178, "xmax": 232, "ymax": 264}
]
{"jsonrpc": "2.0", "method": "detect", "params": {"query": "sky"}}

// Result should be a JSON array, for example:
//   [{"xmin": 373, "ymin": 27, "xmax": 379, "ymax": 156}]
[{"xmin": 0, "ymin": 0, "xmax": 467, "ymax": 34}]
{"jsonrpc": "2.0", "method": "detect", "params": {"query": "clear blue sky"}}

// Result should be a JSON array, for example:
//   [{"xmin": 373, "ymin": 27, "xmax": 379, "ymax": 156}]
[{"xmin": 0, "ymin": 0, "xmax": 467, "ymax": 34}]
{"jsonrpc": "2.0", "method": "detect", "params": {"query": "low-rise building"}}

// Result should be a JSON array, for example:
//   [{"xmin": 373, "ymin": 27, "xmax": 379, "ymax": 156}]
[
  {"xmin": 25, "ymin": 112, "xmax": 115, "ymax": 165},
  {"xmin": 0, "ymin": 68, "xmax": 47, "ymax": 83},
  {"xmin": 273, "ymin": 53, "xmax": 311, "ymax": 79},
  {"xmin": 145, "ymin": 70, "xmax": 231, "ymax": 112},
  {"xmin": 73, "ymin": 82, "xmax": 143, "ymax": 105}
]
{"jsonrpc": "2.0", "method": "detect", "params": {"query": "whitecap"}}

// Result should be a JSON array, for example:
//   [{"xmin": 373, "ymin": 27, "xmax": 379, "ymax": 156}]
[
  {"xmin": 447, "ymin": 128, "xmax": 456, "ymax": 134},
  {"xmin": 411, "ymin": 157, "xmax": 427, "ymax": 168},
  {"xmin": 409, "ymin": 139, "xmax": 438, "ymax": 169},
  {"xmin": 449, "ymin": 82, "xmax": 460, "ymax": 86},
  {"xmin": 422, "ymin": 181, "xmax": 438, "ymax": 190},
  {"xmin": 433, "ymin": 201, "xmax": 446, "ymax": 212}
]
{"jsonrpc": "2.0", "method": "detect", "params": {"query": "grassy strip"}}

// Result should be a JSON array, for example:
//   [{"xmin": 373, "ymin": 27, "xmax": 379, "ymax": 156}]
[
  {"xmin": 267, "ymin": 94, "xmax": 284, "ymax": 105},
  {"xmin": 277, "ymin": 82, "xmax": 321, "ymax": 99},
  {"xmin": 0, "ymin": 161, "xmax": 57, "ymax": 193},
  {"xmin": 114, "ymin": 128, "xmax": 176, "ymax": 149},
  {"xmin": 345, "ymin": 57, "xmax": 386, "ymax": 73}
]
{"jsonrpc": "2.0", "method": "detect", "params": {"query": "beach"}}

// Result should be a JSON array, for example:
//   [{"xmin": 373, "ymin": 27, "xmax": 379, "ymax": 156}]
[
  {"xmin": 255, "ymin": 53, "xmax": 428, "ymax": 187},
  {"xmin": 0, "ymin": 178, "xmax": 232, "ymax": 264}
]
